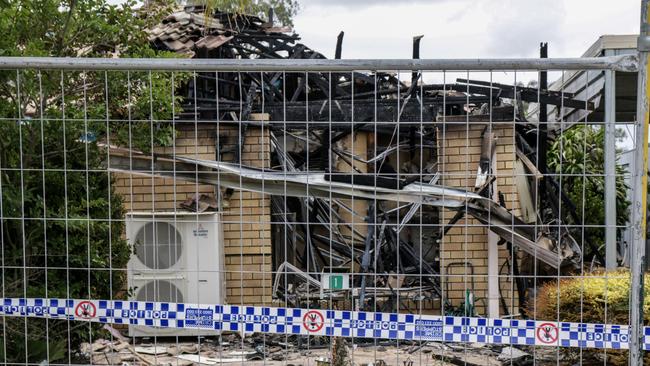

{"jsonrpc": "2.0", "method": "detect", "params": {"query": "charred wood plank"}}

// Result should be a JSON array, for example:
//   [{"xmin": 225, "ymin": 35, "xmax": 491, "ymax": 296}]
[
  {"xmin": 456, "ymin": 78, "xmax": 592, "ymax": 110},
  {"xmin": 335, "ymin": 31, "xmax": 344, "ymax": 59}
]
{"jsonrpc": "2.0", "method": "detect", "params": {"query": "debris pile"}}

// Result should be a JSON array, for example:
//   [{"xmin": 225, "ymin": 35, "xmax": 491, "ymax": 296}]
[
  {"xmin": 79, "ymin": 336, "xmax": 536, "ymax": 366},
  {"xmin": 78, "ymin": 338, "xmax": 251, "ymax": 365}
]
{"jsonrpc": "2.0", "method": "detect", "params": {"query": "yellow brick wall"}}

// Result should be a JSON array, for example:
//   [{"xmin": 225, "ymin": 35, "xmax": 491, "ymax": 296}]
[
  {"xmin": 114, "ymin": 124, "xmax": 217, "ymax": 211},
  {"xmin": 114, "ymin": 123, "xmax": 272, "ymax": 306},
  {"xmin": 438, "ymin": 123, "xmax": 520, "ymax": 316}
]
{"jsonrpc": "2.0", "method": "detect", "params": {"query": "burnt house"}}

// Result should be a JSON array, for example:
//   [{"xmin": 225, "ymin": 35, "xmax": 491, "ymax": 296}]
[{"xmin": 112, "ymin": 5, "xmax": 600, "ymax": 317}]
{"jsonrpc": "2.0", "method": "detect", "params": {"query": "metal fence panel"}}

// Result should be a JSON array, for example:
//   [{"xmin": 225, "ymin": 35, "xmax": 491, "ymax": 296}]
[{"xmin": 0, "ymin": 55, "xmax": 645, "ymax": 365}]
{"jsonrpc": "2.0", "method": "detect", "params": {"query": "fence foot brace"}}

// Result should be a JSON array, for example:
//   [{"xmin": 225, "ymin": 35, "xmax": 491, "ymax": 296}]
[{"xmin": 0, "ymin": 298, "xmax": 640, "ymax": 350}]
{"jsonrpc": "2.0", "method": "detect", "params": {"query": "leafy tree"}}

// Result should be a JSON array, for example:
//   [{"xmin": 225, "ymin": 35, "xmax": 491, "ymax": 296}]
[
  {"xmin": 547, "ymin": 125, "xmax": 630, "ymax": 260},
  {"xmin": 0, "ymin": 0, "xmax": 186, "ymax": 362},
  {"xmin": 0, "ymin": 0, "xmax": 299, "ymax": 361}
]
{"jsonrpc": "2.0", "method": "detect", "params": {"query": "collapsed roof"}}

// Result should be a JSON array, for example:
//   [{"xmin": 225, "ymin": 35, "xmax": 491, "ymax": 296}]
[{"xmin": 138, "ymin": 7, "xmax": 600, "ymax": 311}]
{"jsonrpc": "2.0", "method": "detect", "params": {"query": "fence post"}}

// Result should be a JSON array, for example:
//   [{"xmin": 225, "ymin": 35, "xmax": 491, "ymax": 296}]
[
  {"xmin": 605, "ymin": 69, "xmax": 617, "ymax": 270},
  {"xmin": 631, "ymin": 0, "xmax": 650, "ymax": 364}
]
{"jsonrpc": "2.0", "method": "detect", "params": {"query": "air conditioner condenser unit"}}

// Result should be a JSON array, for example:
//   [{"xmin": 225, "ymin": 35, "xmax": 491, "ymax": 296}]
[{"xmin": 126, "ymin": 211, "xmax": 225, "ymax": 337}]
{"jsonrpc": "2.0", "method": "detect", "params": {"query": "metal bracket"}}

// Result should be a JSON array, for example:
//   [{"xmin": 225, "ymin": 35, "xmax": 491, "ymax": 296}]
[{"xmin": 638, "ymin": 36, "xmax": 650, "ymax": 51}]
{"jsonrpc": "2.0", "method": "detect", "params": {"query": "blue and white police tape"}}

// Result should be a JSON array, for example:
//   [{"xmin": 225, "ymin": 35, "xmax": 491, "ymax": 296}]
[{"xmin": 0, "ymin": 298, "xmax": 642, "ymax": 350}]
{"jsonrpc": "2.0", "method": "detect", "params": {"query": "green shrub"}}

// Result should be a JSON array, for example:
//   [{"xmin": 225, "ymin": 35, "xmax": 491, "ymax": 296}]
[{"xmin": 533, "ymin": 270, "xmax": 649, "ymax": 364}]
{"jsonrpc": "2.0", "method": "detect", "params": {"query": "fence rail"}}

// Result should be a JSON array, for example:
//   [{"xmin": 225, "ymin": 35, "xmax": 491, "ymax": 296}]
[{"xmin": 0, "ymin": 55, "xmax": 639, "ymax": 71}]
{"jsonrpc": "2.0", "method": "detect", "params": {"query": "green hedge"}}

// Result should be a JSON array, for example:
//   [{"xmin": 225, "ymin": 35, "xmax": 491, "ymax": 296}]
[{"xmin": 532, "ymin": 270, "xmax": 649, "ymax": 364}]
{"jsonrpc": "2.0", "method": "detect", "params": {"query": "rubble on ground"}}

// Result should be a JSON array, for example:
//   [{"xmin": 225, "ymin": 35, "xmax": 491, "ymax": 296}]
[{"xmin": 79, "ymin": 333, "xmax": 538, "ymax": 366}]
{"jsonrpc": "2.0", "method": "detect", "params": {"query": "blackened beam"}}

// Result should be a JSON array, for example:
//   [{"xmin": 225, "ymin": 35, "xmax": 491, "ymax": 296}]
[
  {"xmin": 336, "ymin": 82, "xmax": 505, "ymax": 100},
  {"xmin": 179, "ymin": 117, "xmax": 438, "ymax": 132},
  {"xmin": 268, "ymin": 39, "xmax": 300, "ymax": 54},
  {"xmin": 261, "ymin": 98, "xmax": 446, "ymax": 123},
  {"xmin": 457, "ymin": 78, "xmax": 575, "ymax": 98},
  {"xmin": 338, "ymin": 82, "xmax": 455, "ymax": 99},
  {"xmin": 410, "ymin": 35, "xmax": 423, "ymax": 97},
  {"xmin": 313, "ymin": 71, "xmax": 350, "ymax": 98},
  {"xmin": 335, "ymin": 31, "xmax": 344, "ymax": 59},
  {"xmin": 332, "ymin": 31, "xmax": 345, "ymax": 100},
  {"xmin": 311, "ymin": 234, "xmax": 359, "ymax": 258},
  {"xmin": 244, "ymin": 39, "xmax": 287, "ymax": 59},
  {"xmin": 184, "ymin": 95, "xmax": 491, "ymax": 117},
  {"xmin": 456, "ymin": 78, "xmax": 593, "ymax": 110},
  {"xmin": 234, "ymin": 83, "xmax": 256, "ymax": 164},
  {"xmin": 264, "ymin": 41, "xmax": 354, "ymax": 99},
  {"xmin": 286, "ymin": 69, "xmax": 351, "ymax": 101},
  {"xmin": 229, "ymin": 43, "xmax": 279, "ymax": 60},
  {"xmin": 459, "ymin": 83, "xmax": 591, "ymax": 110},
  {"xmin": 538, "ymin": 42, "xmax": 549, "ymax": 206},
  {"xmin": 232, "ymin": 33, "xmax": 300, "ymax": 42}
]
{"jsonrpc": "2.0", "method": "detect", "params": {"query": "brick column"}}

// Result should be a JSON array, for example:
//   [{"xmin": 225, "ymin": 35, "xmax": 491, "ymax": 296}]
[
  {"xmin": 222, "ymin": 121, "xmax": 273, "ymax": 306},
  {"xmin": 438, "ymin": 123, "xmax": 519, "ymax": 315}
]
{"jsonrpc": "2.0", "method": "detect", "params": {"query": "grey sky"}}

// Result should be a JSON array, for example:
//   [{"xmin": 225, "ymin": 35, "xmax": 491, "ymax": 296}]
[
  {"xmin": 293, "ymin": 0, "xmax": 640, "ymax": 59},
  {"xmin": 108, "ymin": 0, "xmax": 640, "ymax": 59}
]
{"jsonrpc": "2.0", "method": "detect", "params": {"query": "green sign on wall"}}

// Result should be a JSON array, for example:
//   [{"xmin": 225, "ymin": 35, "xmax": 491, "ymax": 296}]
[{"xmin": 329, "ymin": 275, "xmax": 344, "ymax": 290}]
